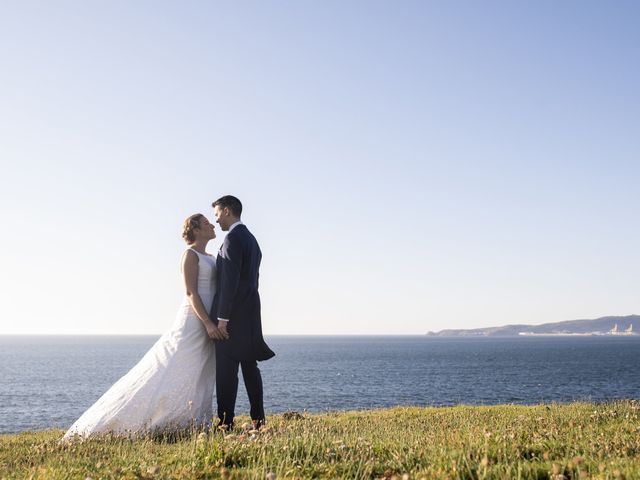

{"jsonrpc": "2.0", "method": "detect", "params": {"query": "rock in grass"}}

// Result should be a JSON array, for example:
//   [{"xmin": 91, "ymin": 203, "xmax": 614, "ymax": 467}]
[{"xmin": 282, "ymin": 411, "xmax": 303, "ymax": 420}]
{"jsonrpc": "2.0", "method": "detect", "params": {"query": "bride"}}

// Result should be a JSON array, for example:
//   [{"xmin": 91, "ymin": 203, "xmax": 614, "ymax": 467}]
[{"xmin": 63, "ymin": 214, "xmax": 226, "ymax": 440}]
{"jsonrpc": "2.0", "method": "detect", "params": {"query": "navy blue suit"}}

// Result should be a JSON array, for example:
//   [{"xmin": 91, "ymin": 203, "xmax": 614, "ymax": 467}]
[{"xmin": 211, "ymin": 224, "xmax": 274, "ymax": 425}]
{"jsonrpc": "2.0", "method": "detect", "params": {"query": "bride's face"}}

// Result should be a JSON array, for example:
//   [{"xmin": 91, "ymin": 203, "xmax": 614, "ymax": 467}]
[{"xmin": 196, "ymin": 216, "xmax": 216, "ymax": 240}]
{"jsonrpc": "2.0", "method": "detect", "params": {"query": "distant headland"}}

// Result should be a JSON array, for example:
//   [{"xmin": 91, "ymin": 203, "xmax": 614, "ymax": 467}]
[{"xmin": 427, "ymin": 314, "xmax": 640, "ymax": 337}]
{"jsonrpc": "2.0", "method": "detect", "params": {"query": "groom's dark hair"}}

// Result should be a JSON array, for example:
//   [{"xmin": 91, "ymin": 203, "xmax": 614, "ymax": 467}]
[{"xmin": 212, "ymin": 195, "xmax": 243, "ymax": 217}]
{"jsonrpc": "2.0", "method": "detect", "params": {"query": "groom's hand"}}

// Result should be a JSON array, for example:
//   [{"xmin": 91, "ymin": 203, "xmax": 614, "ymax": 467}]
[
  {"xmin": 205, "ymin": 322, "xmax": 225, "ymax": 340},
  {"xmin": 218, "ymin": 321, "xmax": 229, "ymax": 340}
]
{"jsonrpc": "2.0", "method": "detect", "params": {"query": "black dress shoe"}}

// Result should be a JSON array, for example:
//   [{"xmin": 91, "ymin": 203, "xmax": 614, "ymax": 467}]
[
  {"xmin": 252, "ymin": 419, "xmax": 265, "ymax": 430},
  {"xmin": 215, "ymin": 421, "xmax": 234, "ymax": 432}
]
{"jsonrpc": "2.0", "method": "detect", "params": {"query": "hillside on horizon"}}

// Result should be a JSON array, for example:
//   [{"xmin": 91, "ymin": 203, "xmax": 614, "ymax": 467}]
[{"xmin": 427, "ymin": 314, "xmax": 639, "ymax": 337}]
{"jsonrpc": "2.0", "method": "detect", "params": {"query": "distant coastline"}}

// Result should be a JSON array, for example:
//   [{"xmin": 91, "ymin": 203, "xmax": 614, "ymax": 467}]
[{"xmin": 427, "ymin": 314, "xmax": 640, "ymax": 337}]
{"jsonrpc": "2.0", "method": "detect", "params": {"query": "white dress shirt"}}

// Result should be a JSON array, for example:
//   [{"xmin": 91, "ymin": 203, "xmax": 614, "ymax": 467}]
[{"xmin": 227, "ymin": 221, "xmax": 243, "ymax": 233}]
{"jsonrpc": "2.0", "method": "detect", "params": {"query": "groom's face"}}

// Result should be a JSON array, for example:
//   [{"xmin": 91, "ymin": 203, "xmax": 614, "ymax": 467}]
[{"xmin": 213, "ymin": 205, "xmax": 231, "ymax": 231}]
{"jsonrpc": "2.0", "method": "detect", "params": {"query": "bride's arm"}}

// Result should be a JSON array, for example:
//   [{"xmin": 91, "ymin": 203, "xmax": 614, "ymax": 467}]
[{"xmin": 181, "ymin": 250, "xmax": 225, "ymax": 340}]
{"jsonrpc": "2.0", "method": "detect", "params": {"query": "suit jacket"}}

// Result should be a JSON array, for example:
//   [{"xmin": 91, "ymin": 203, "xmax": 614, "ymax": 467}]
[{"xmin": 211, "ymin": 224, "xmax": 275, "ymax": 362}]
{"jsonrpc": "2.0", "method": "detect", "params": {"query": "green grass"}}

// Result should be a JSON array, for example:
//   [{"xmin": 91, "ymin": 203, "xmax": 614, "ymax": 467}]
[{"xmin": 1, "ymin": 401, "xmax": 639, "ymax": 479}]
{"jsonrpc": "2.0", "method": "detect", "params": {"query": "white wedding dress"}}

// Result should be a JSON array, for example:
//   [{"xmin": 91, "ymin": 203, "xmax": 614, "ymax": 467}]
[{"xmin": 63, "ymin": 249, "xmax": 217, "ymax": 440}]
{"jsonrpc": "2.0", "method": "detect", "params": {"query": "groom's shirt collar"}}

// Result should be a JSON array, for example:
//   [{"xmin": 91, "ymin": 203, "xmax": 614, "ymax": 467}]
[{"xmin": 228, "ymin": 221, "xmax": 243, "ymax": 233}]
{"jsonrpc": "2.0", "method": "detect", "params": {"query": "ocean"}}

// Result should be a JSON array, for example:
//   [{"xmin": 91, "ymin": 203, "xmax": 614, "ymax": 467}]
[{"xmin": 1, "ymin": 335, "xmax": 639, "ymax": 434}]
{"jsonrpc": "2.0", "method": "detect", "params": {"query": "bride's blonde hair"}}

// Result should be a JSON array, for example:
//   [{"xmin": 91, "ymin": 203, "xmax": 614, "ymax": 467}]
[{"xmin": 182, "ymin": 214, "xmax": 204, "ymax": 244}]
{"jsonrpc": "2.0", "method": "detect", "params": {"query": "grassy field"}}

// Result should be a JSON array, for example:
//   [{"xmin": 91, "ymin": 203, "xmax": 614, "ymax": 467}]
[{"xmin": 1, "ymin": 401, "xmax": 639, "ymax": 479}]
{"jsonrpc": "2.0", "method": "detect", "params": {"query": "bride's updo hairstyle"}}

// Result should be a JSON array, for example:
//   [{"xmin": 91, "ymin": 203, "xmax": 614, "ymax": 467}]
[{"xmin": 182, "ymin": 214, "xmax": 204, "ymax": 244}]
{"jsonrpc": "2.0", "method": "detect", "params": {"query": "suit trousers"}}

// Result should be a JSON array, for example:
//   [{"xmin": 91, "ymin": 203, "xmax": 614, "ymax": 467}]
[{"xmin": 215, "ymin": 347, "xmax": 265, "ymax": 426}]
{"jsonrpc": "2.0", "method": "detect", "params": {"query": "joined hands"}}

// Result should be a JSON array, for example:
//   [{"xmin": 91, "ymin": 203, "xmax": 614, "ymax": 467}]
[{"xmin": 206, "ymin": 322, "xmax": 229, "ymax": 340}]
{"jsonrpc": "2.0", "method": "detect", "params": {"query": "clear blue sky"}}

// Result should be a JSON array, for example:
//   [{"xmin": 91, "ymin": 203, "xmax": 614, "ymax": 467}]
[{"xmin": 1, "ymin": 1, "xmax": 638, "ymax": 334}]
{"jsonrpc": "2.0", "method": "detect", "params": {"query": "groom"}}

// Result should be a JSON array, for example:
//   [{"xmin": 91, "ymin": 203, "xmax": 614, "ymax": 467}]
[{"xmin": 210, "ymin": 195, "xmax": 275, "ymax": 429}]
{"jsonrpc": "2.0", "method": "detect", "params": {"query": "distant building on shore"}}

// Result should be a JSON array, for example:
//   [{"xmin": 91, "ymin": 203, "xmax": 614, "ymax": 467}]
[
  {"xmin": 609, "ymin": 323, "xmax": 635, "ymax": 336},
  {"xmin": 518, "ymin": 323, "xmax": 637, "ymax": 336}
]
